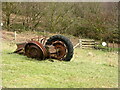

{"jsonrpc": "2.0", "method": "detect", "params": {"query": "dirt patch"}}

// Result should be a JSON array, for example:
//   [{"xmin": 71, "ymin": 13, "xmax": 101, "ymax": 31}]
[
  {"xmin": 1, "ymin": 30, "xmax": 15, "ymax": 42},
  {"xmin": 1, "ymin": 30, "xmax": 45, "ymax": 43},
  {"xmin": 108, "ymin": 43, "xmax": 119, "ymax": 48},
  {"xmin": 1, "ymin": 30, "xmax": 79, "ymax": 46}
]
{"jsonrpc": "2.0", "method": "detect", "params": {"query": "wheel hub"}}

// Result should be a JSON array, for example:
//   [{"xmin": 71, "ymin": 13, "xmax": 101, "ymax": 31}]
[{"xmin": 49, "ymin": 41, "xmax": 67, "ymax": 60}]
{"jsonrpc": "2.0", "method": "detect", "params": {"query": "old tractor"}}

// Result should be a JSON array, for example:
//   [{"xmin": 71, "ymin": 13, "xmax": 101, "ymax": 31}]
[{"xmin": 14, "ymin": 35, "xmax": 74, "ymax": 61}]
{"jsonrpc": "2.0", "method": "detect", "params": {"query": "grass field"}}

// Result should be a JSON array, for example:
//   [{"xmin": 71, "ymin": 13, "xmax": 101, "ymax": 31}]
[{"xmin": 2, "ymin": 41, "xmax": 118, "ymax": 88}]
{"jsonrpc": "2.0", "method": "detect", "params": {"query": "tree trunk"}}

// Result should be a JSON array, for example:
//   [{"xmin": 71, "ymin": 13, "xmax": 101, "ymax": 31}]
[{"xmin": 6, "ymin": 14, "xmax": 10, "ymax": 30}]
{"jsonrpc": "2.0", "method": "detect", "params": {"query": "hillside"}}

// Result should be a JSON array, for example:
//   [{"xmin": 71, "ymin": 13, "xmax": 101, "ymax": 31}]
[{"xmin": 1, "ymin": 30, "xmax": 118, "ymax": 88}]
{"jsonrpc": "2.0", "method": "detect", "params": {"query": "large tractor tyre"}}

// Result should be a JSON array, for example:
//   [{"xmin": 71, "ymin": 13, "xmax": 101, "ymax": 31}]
[{"xmin": 45, "ymin": 35, "xmax": 74, "ymax": 61}]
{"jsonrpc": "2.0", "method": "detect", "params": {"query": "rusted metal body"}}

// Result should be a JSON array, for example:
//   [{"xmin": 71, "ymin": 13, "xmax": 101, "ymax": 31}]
[
  {"xmin": 14, "ymin": 43, "xmax": 26, "ymax": 54},
  {"xmin": 14, "ymin": 36, "xmax": 67, "ymax": 60},
  {"xmin": 25, "ymin": 41, "xmax": 48, "ymax": 60}
]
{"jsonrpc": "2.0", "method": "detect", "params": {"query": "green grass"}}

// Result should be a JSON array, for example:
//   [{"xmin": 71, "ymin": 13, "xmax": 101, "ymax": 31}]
[
  {"xmin": 2, "ymin": 41, "xmax": 118, "ymax": 88},
  {"xmin": 95, "ymin": 44, "xmax": 120, "ymax": 52}
]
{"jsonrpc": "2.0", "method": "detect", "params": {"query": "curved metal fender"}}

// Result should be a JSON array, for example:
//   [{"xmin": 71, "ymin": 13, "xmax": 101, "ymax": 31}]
[{"xmin": 25, "ymin": 41, "xmax": 48, "ymax": 59}]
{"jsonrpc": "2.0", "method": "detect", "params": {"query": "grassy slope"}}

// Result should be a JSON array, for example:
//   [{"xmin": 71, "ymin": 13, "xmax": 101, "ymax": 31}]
[{"xmin": 2, "ymin": 41, "xmax": 118, "ymax": 88}]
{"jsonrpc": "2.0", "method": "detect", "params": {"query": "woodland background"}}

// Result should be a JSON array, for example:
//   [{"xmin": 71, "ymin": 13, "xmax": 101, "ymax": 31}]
[{"xmin": 2, "ymin": 2, "xmax": 118, "ymax": 43}]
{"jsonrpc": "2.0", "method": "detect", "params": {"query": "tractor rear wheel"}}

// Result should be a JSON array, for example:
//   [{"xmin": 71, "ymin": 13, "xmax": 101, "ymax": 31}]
[{"xmin": 45, "ymin": 35, "xmax": 74, "ymax": 61}]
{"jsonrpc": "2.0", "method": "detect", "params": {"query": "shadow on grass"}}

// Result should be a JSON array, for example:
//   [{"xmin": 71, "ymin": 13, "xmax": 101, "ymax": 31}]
[{"xmin": 7, "ymin": 51, "xmax": 57, "ymax": 63}]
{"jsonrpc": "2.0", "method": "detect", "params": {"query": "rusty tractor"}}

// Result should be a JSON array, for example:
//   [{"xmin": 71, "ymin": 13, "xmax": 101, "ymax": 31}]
[{"xmin": 14, "ymin": 35, "xmax": 74, "ymax": 61}]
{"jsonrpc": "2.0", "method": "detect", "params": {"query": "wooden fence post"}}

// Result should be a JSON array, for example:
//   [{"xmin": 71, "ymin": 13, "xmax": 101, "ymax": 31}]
[
  {"xmin": 113, "ymin": 41, "xmax": 115, "ymax": 51},
  {"xmin": 14, "ymin": 31, "xmax": 16, "ymax": 41},
  {"xmin": 79, "ymin": 39, "xmax": 82, "ymax": 48}
]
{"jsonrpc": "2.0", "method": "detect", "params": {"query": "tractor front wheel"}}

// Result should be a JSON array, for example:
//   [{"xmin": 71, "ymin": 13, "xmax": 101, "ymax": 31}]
[{"xmin": 25, "ymin": 44, "xmax": 44, "ymax": 60}]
